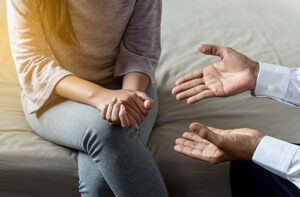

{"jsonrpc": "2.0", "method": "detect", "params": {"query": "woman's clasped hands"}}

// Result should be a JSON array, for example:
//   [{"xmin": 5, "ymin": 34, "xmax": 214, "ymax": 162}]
[{"xmin": 99, "ymin": 89, "xmax": 154, "ymax": 129}]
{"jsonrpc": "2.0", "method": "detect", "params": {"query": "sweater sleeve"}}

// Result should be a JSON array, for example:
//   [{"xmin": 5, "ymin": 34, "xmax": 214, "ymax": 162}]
[
  {"xmin": 114, "ymin": 0, "xmax": 162, "ymax": 82},
  {"xmin": 7, "ymin": 0, "xmax": 73, "ymax": 113}
]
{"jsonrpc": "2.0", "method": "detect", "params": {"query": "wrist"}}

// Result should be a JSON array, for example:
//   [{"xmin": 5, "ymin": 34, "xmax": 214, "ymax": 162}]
[
  {"xmin": 249, "ymin": 134, "xmax": 264, "ymax": 160},
  {"xmin": 250, "ymin": 61, "xmax": 259, "ymax": 90},
  {"xmin": 88, "ymin": 86, "xmax": 110, "ymax": 110},
  {"xmin": 122, "ymin": 72, "xmax": 149, "ymax": 92}
]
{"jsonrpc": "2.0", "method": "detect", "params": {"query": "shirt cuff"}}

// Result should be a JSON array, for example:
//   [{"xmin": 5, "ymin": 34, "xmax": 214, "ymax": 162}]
[
  {"xmin": 254, "ymin": 62, "xmax": 290, "ymax": 100},
  {"xmin": 252, "ymin": 136, "xmax": 299, "ymax": 178}
]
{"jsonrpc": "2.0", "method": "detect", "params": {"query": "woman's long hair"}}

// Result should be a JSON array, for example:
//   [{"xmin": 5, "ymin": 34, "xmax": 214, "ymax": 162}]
[{"xmin": 31, "ymin": 0, "xmax": 77, "ymax": 45}]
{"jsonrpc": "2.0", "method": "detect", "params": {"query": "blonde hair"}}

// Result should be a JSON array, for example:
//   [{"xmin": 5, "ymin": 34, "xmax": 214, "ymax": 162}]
[{"xmin": 31, "ymin": 0, "xmax": 77, "ymax": 45}]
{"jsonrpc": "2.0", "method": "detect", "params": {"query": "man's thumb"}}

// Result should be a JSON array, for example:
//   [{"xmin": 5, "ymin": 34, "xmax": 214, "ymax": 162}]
[
  {"xmin": 197, "ymin": 44, "xmax": 229, "ymax": 59},
  {"xmin": 190, "ymin": 122, "xmax": 224, "ymax": 147}
]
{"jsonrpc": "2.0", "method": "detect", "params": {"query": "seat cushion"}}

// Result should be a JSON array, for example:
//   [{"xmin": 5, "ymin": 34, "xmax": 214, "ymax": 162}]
[{"xmin": 0, "ymin": 84, "xmax": 79, "ymax": 197}]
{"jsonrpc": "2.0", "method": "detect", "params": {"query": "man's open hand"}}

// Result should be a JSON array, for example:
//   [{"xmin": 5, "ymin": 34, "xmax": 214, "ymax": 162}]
[
  {"xmin": 174, "ymin": 122, "xmax": 263, "ymax": 164},
  {"xmin": 172, "ymin": 45, "xmax": 259, "ymax": 104}
]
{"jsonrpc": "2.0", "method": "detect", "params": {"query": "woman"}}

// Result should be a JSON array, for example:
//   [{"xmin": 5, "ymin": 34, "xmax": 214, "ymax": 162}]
[{"xmin": 7, "ymin": 0, "xmax": 167, "ymax": 196}]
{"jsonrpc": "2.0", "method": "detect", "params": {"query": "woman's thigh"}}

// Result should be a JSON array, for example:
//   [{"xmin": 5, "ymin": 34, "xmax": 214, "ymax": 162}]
[{"xmin": 22, "ymin": 83, "xmax": 158, "ymax": 151}]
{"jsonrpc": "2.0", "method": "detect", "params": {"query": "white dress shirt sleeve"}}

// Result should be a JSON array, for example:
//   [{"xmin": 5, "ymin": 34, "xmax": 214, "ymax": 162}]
[
  {"xmin": 254, "ymin": 62, "xmax": 300, "ymax": 107},
  {"xmin": 253, "ymin": 136, "xmax": 300, "ymax": 188},
  {"xmin": 252, "ymin": 62, "xmax": 300, "ymax": 188}
]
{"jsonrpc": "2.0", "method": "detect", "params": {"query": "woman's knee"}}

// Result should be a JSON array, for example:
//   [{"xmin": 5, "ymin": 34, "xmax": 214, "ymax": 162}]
[{"xmin": 81, "ymin": 119, "xmax": 137, "ymax": 156}]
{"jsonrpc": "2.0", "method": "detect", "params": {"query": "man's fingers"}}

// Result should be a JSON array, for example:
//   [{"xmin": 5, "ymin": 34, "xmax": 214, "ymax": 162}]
[
  {"xmin": 181, "ymin": 132, "xmax": 210, "ymax": 145},
  {"xmin": 189, "ymin": 122, "xmax": 224, "ymax": 147},
  {"xmin": 119, "ymin": 104, "xmax": 130, "ymax": 127},
  {"xmin": 175, "ymin": 68, "xmax": 203, "ymax": 86},
  {"xmin": 189, "ymin": 122, "xmax": 206, "ymax": 130},
  {"xmin": 174, "ymin": 144, "xmax": 210, "ymax": 162},
  {"xmin": 172, "ymin": 78, "xmax": 204, "ymax": 95},
  {"xmin": 175, "ymin": 138, "xmax": 198, "ymax": 149},
  {"xmin": 176, "ymin": 85, "xmax": 208, "ymax": 100},
  {"xmin": 186, "ymin": 90, "xmax": 215, "ymax": 104},
  {"xmin": 198, "ymin": 44, "xmax": 233, "ymax": 59}
]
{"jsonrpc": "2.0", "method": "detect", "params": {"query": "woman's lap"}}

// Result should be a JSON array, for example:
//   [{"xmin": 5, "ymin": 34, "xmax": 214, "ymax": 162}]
[
  {"xmin": 20, "ymin": 83, "xmax": 167, "ymax": 197},
  {"xmin": 21, "ymin": 83, "xmax": 158, "ymax": 150}
]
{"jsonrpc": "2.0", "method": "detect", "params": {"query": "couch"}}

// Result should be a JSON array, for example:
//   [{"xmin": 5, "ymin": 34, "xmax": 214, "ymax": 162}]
[{"xmin": 2, "ymin": 0, "xmax": 300, "ymax": 196}]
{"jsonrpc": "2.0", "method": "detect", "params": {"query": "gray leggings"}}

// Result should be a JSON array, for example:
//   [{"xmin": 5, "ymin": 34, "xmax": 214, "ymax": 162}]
[{"xmin": 22, "ymin": 83, "xmax": 168, "ymax": 197}]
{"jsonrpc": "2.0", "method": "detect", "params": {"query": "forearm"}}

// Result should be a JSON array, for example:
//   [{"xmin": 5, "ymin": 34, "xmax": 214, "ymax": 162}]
[
  {"xmin": 55, "ymin": 75, "xmax": 108, "ymax": 110},
  {"xmin": 122, "ymin": 72, "xmax": 150, "ymax": 92}
]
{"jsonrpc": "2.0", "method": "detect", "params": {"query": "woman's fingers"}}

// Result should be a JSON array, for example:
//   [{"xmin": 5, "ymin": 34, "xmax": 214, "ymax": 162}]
[
  {"xmin": 175, "ymin": 85, "xmax": 208, "ymax": 100},
  {"xmin": 175, "ymin": 68, "xmax": 203, "ymax": 85},
  {"xmin": 106, "ymin": 97, "xmax": 117, "ymax": 121},
  {"xmin": 135, "ymin": 91, "xmax": 154, "ymax": 110},
  {"xmin": 172, "ymin": 78, "xmax": 204, "ymax": 95},
  {"xmin": 124, "ymin": 96, "xmax": 146, "ymax": 119},
  {"xmin": 105, "ymin": 98, "xmax": 138, "ymax": 128},
  {"xmin": 101, "ymin": 102, "xmax": 109, "ymax": 119},
  {"xmin": 135, "ymin": 91, "xmax": 151, "ymax": 101},
  {"xmin": 126, "ymin": 104, "xmax": 143, "ymax": 126},
  {"xmin": 119, "ymin": 104, "xmax": 130, "ymax": 128},
  {"xmin": 186, "ymin": 90, "xmax": 215, "ymax": 104},
  {"xmin": 132, "ymin": 94, "xmax": 148, "ymax": 115},
  {"xmin": 143, "ymin": 99, "xmax": 153, "ymax": 110},
  {"xmin": 126, "ymin": 111, "xmax": 139, "ymax": 129},
  {"xmin": 111, "ymin": 100, "xmax": 122, "ymax": 124}
]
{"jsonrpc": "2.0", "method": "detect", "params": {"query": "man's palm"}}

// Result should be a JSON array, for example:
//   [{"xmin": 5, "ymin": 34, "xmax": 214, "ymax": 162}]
[
  {"xmin": 172, "ymin": 45, "xmax": 258, "ymax": 104},
  {"xmin": 174, "ymin": 123, "xmax": 262, "ymax": 164}
]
